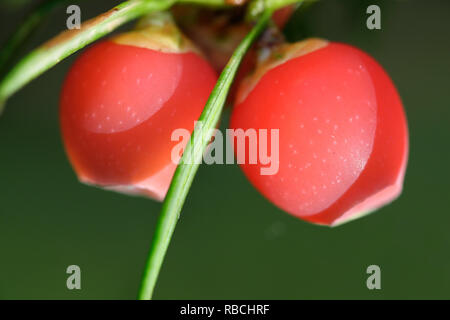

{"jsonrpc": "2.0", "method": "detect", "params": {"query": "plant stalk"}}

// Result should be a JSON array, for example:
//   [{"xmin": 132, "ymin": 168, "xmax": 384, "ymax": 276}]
[
  {"xmin": 138, "ymin": 9, "xmax": 273, "ymax": 300},
  {"xmin": 0, "ymin": 0, "xmax": 180, "ymax": 111}
]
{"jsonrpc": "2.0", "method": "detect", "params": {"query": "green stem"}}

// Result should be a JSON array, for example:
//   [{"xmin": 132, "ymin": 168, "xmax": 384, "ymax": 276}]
[
  {"xmin": 247, "ymin": 0, "xmax": 304, "ymax": 20},
  {"xmin": 177, "ymin": 0, "xmax": 232, "ymax": 6},
  {"xmin": 0, "ymin": 0, "xmax": 238, "ymax": 111},
  {"xmin": 0, "ymin": 0, "xmax": 300, "ymax": 111},
  {"xmin": 267, "ymin": 0, "xmax": 305, "ymax": 10},
  {"xmin": 138, "ymin": 9, "xmax": 273, "ymax": 300},
  {"xmin": 0, "ymin": 0, "xmax": 177, "ymax": 111}
]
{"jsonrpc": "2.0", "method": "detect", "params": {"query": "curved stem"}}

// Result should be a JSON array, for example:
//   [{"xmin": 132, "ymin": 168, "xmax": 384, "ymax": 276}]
[
  {"xmin": 177, "ymin": 0, "xmax": 232, "ymax": 6},
  {"xmin": 138, "ymin": 9, "xmax": 273, "ymax": 300},
  {"xmin": 267, "ymin": 0, "xmax": 305, "ymax": 10},
  {"xmin": 0, "ymin": 0, "xmax": 176, "ymax": 111},
  {"xmin": 247, "ymin": 0, "xmax": 303, "ymax": 20},
  {"xmin": 0, "ymin": 0, "xmax": 238, "ymax": 111}
]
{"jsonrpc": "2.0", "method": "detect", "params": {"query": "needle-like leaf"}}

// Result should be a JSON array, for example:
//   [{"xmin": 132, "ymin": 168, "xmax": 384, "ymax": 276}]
[{"xmin": 138, "ymin": 9, "xmax": 273, "ymax": 300}]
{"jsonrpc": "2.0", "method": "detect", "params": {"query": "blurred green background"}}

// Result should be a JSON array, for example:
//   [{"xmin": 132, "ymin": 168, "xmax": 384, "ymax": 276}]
[{"xmin": 0, "ymin": 0, "xmax": 449, "ymax": 299}]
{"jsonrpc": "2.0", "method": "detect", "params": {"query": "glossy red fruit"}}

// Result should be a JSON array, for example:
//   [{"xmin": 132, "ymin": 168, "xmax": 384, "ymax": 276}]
[
  {"xmin": 230, "ymin": 39, "xmax": 409, "ymax": 226},
  {"xmin": 60, "ymin": 22, "xmax": 217, "ymax": 201}
]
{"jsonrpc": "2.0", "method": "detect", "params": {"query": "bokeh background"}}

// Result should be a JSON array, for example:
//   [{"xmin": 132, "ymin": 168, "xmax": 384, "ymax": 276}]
[{"xmin": 0, "ymin": 0, "xmax": 449, "ymax": 299}]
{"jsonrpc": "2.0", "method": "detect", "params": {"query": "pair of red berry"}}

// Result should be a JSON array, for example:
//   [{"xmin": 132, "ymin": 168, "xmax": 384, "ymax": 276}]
[{"xmin": 60, "ymin": 12, "xmax": 408, "ymax": 226}]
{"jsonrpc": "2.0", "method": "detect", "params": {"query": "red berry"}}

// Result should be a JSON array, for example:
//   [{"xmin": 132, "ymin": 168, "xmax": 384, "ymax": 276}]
[
  {"xmin": 230, "ymin": 39, "xmax": 409, "ymax": 226},
  {"xmin": 60, "ymin": 23, "xmax": 217, "ymax": 201}
]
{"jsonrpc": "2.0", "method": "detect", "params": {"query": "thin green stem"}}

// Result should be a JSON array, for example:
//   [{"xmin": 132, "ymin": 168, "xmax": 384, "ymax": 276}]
[
  {"xmin": 0, "ymin": 0, "xmax": 299, "ymax": 111},
  {"xmin": 247, "ymin": 0, "xmax": 304, "ymax": 20},
  {"xmin": 177, "ymin": 0, "xmax": 232, "ymax": 6},
  {"xmin": 0, "ymin": 0, "xmax": 176, "ymax": 111},
  {"xmin": 138, "ymin": 9, "xmax": 273, "ymax": 300},
  {"xmin": 267, "ymin": 0, "xmax": 305, "ymax": 10},
  {"xmin": 0, "ymin": 0, "xmax": 238, "ymax": 111}
]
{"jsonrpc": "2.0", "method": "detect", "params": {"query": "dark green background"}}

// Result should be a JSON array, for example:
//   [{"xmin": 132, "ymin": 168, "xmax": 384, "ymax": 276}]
[{"xmin": 0, "ymin": 0, "xmax": 449, "ymax": 299}]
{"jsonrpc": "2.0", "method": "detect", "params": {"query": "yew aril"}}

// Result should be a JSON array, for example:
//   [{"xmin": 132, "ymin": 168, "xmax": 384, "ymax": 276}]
[
  {"xmin": 230, "ymin": 39, "xmax": 409, "ymax": 226},
  {"xmin": 60, "ymin": 23, "xmax": 217, "ymax": 201}
]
